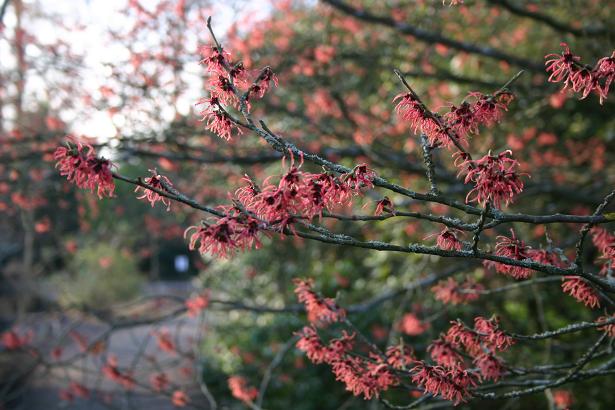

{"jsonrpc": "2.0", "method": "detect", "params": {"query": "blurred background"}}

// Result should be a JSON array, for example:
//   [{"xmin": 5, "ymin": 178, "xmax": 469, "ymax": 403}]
[{"xmin": 0, "ymin": 0, "xmax": 614, "ymax": 409}]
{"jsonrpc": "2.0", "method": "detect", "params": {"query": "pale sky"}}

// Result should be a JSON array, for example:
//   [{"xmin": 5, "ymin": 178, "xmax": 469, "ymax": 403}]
[{"xmin": 2, "ymin": 0, "xmax": 270, "ymax": 139}]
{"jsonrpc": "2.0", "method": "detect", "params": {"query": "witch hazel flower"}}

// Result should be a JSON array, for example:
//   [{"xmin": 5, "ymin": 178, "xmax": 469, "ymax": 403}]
[
  {"xmin": 341, "ymin": 163, "xmax": 376, "ymax": 192},
  {"xmin": 398, "ymin": 312, "xmax": 430, "ymax": 336},
  {"xmin": 185, "ymin": 291, "xmax": 209, "ymax": 317},
  {"xmin": 428, "ymin": 338, "xmax": 464, "ymax": 368},
  {"xmin": 385, "ymin": 344, "xmax": 415, "ymax": 369},
  {"xmin": 444, "ymin": 320, "xmax": 482, "ymax": 356},
  {"xmin": 597, "ymin": 314, "xmax": 615, "ymax": 338},
  {"xmin": 184, "ymin": 211, "xmax": 262, "ymax": 259},
  {"xmin": 432, "ymin": 277, "xmax": 482, "ymax": 305},
  {"xmin": 473, "ymin": 352, "xmax": 505, "ymax": 381},
  {"xmin": 493, "ymin": 229, "xmax": 533, "ymax": 279},
  {"xmin": 394, "ymin": 93, "xmax": 456, "ymax": 148},
  {"xmin": 561, "ymin": 276, "xmax": 600, "ymax": 309},
  {"xmin": 444, "ymin": 92, "xmax": 513, "ymax": 140},
  {"xmin": 54, "ymin": 138, "xmax": 116, "ymax": 198},
  {"xmin": 411, "ymin": 362, "xmax": 478, "ymax": 405},
  {"xmin": 135, "ymin": 169, "xmax": 173, "ymax": 210},
  {"xmin": 426, "ymin": 227, "xmax": 464, "ymax": 251},
  {"xmin": 473, "ymin": 316, "xmax": 514, "ymax": 352},
  {"xmin": 374, "ymin": 196, "xmax": 394, "ymax": 216},
  {"xmin": 457, "ymin": 150, "xmax": 525, "ymax": 209},
  {"xmin": 228, "ymin": 376, "xmax": 258, "ymax": 404},
  {"xmin": 294, "ymin": 278, "xmax": 345, "ymax": 324},
  {"xmin": 199, "ymin": 44, "xmax": 230, "ymax": 75},
  {"xmin": 248, "ymin": 66, "xmax": 278, "ymax": 100},
  {"xmin": 197, "ymin": 96, "xmax": 242, "ymax": 141},
  {"xmin": 545, "ymin": 43, "xmax": 615, "ymax": 104}
]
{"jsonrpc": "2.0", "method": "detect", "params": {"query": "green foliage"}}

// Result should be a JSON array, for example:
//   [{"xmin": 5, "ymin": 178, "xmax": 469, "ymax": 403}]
[{"xmin": 54, "ymin": 242, "xmax": 144, "ymax": 308}]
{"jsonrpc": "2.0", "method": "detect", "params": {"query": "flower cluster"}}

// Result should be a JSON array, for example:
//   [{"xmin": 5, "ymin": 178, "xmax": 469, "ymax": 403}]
[
  {"xmin": 54, "ymin": 139, "xmax": 116, "ymax": 198},
  {"xmin": 561, "ymin": 276, "xmax": 600, "ymax": 309},
  {"xmin": 185, "ymin": 291, "xmax": 209, "ymax": 317},
  {"xmin": 428, "ymin": 338, "xmax": 463, "ymax": 367},
  {"xmin": 184, "ymin": 209, "xmax": 263, "ymax": 258},
  {"xmin": 394, "ymin": 89, "xmax": 513, "ymax": 149},
  {"xmin": 198, "ymin": 41, "xmax": 278, "ymax": 140},
  {"xmin": 185, "ymin": 160, "xmax": 376, "ymax": 259},
  {"xmin": 411, "ymin": 362, "xmax": 478, "ymax": 405},
  {"xmin": 439, "ymin": 317, "xmax": 512, "ymax": 381},
  {"xmin": 431, "ymin": 277, "xmax": 483, "ymax": 305},
  {"xmin": 374, "ymin": 196, "xmax": 394, "ymax": 216},
  {"xmin": 394, "ymin": 92, "xmax": 454, "ymax": 148},
  {"xmin": 172, "ymin": 390, "xmax": 189, "ymax": 407},
  {"xmin": 444, "ymin": 92, "xmax": 513, "ymax": 140},
  {"xmin": 597, "ymin": 314, "xmax": 615, "ymax": 338},
  {"xmin": 492, "ymin": 229, "xmax": 533, "ymax": 279},
  {"xmin": 59, "ymin": 382, "xmax": 90, "ymax": 402},
  {"xmin": 197, "ymin": 96, "xmax": 243, "ymax": 141},
  {"xmin": 398, "ymin": 313, "xmax": 430, "ymax": 336},
  {"xmin": 228, "ymin": 376, "xmax": 258, "ymax": 404},
  {"xmin": 239, "ymin": 160, "xmax": 376, "ymax": 226},
  {"xmin": 545, "ymin": 43, "xmax": 615, "ymax": 104},
  {"xmin": 1, "ymin": 329, "xmax": 33, "ymax": 350},
  {"xmin": 591, "ymin": 227, "xmax": 615, "ymax": 276},
  {"xmin": 296, "ymin": 326, "xmax": 399, "ymax": 400},
  {"xmin": 135, "ymin": 169, "xmax": 173, "ymax": 210},
  {"xmin": 294, "ymin": 278, "xmax": 345, "ymax": 324},
  {"xmin": 102, "ymin": 356, "xmax": 135, "ymax": 389},
  {"xmin": 456, "ymin": 150, "xmax": 525, "ymax": 209},
  {"xmin": 426, "ymin": 228, "xmax": 464, "ymax": 251},
  {"xmin": 150, "ymin": 372, "xmax": 169, "ymax": 392}
]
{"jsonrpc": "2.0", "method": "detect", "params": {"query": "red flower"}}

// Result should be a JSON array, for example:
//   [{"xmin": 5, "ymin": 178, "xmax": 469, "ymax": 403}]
[
  {"xmin": 172, "ymin": 390, "xmax": 189, "ymax": 407},
  {"xmin": 150, "ymin": 372, "xmax": 169, "ymax": 392},
  {"xmin": 457, "ymin": 150, "xmax": 525, "ymax": 209},
  {"xmin": 185, "ymin": 212, "xmax": 262, "ymax": 258},
  {"xmin": 228, "ymin": 376, "xmax": 258, "ymax": 403},
  {"xmin": 444, "ymin": 92, "xmax": 512, "ymax": 139},
  {"xmin": 444, "ymin": 320, "xmax": 482, "ymax": 356},
  {"xmin": 561, "ymin": 276, "xmax": 600, "ymax": 309},
  {"xmin": 199, "ymin": 44, "xmax": 229, "ymax": 75},
  {"xmin": 374, "ymin": 196, "xmax": 394, "ymax": 216},
  {"xmin": 411, "ymin": 362, "xmax": 478, "ymax": 405},
  {"xmin": 331, "ymin": 355, "xmax": 398, "ymax": 400},
  {"xmin": 154, "ymin": 329, "xmax": 176, "ymax": 354},
  {"xmin": 385, "ymin": 344, "xmax": 414, "ymax": 369},
  {"xmin": 398, "ymin": 313, "xmax": 430, "ymax": 336},
  {"xmin": 545, "ymin": 43, "xmax": 614, "ymax": 104},
  {"xmin": 54, "ymin": 139, "xmax": 116, "ymax": 198},
  {"xmin": 432, "ymin": 278, "xmax": 482, "ymax": 305},
  {"xmin": 553, "ymin": 389, "xmax": 574, "ymax": 410},
  {"xmin": 135, "ymin": 169, "xmax": 173, "ymax": 210},
  {"xmin": 428, "ymin": 338, "xmax": 463, "ymax": 368},
  {"xmin": 341, "ymin": 163, "xmax": 376, "ymax": 191},
  {"xmin": 528, "ymin": 248, "xmax": 567, "ymax": 268},
  {"xmin": 68, "ymin": 382, "xmax": 90, "ymax": 398},
  {"xmin": 294, "ymin": 278, "xmax": 345, "ymax": 324},
  {"xmin": 296, "ymin": 326, "xmax": 330, "ymax": 364},
  {"xmin": 198, "ymin": 100, "xmax": 243, "ymax": 141},
  {"xmin": 102, "ymin": 356, "xmax": 135, "ymax": 389},
  {"xmin": 474, "ymin": 316, "xmax": 514, "ymax": 352},
  {"xmin": 394, "ymin": 93, "xmax": 453, "ymax": 148},
  {"xmin": 1, "ymin": 329, "xmax": 32, "ymax": 350},
  {"xmin": 597, "ymin": 314, "xmax": 615, "ymax": 338},
  {"xmin": 426, "ymin": 228, "xmax": 464, "ymax": 251},
  {"xmin": 493, "ymin": 229, "xmax": 533, "ymax": 279},
  {"xmin": 185, "ymin": 292, "xmax": 209, "ymax": 317},
  {"xmin": 545, "ymin": 43, "xmax": 580, "ymax": 87},
  {"xmin": 473, "ymin": 353, "xmax": 504, "ymax": 381},
  {"xmin": 248, "ymin": 66, "xmax": 278, "ymax": 99}
]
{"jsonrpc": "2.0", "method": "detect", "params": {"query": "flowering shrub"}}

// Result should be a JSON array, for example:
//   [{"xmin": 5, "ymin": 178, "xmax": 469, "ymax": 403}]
[{"xmin": 2, "ymin": 1, "xmax": 615, "ymax": 409}]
